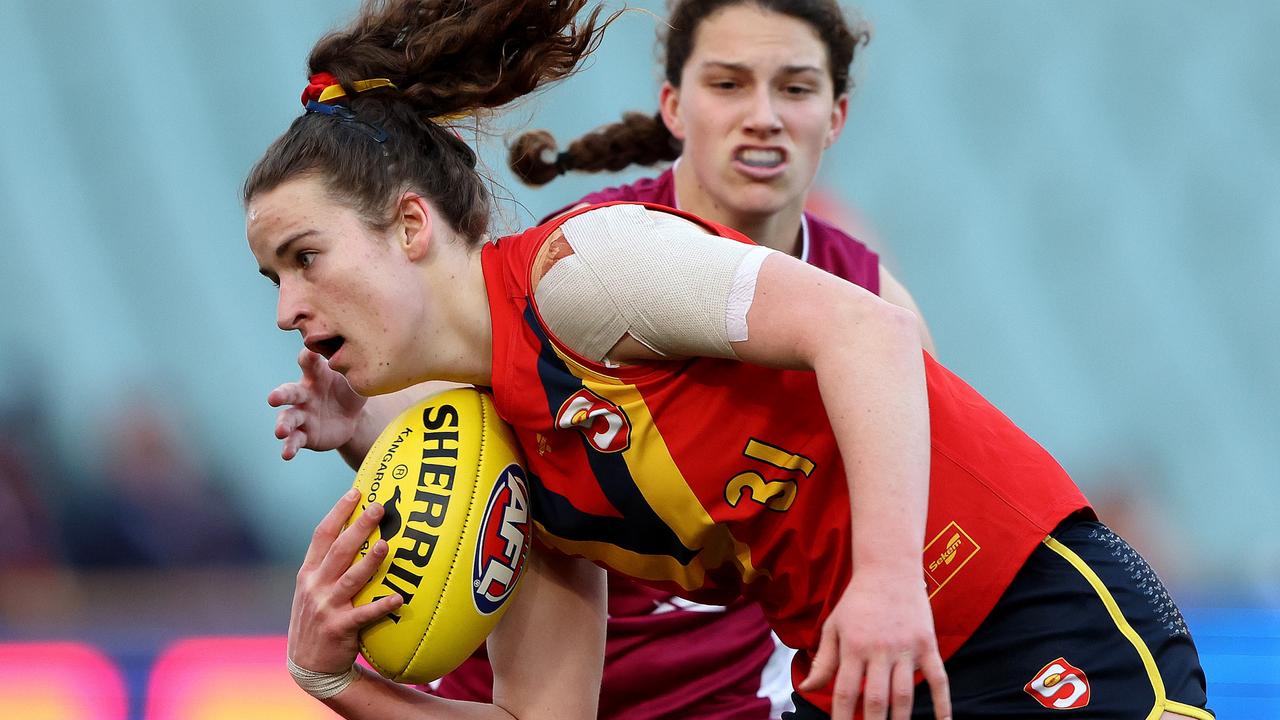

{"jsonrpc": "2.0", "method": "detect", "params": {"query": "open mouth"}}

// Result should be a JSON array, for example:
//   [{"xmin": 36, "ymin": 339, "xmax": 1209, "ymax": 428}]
[
  {"xmin": 735, "ymin": 147, "xmax": 785, "ymax": 169},
  {"xmin": 306, "ymin": 335, "xmax": 346, "ymax": 360}
]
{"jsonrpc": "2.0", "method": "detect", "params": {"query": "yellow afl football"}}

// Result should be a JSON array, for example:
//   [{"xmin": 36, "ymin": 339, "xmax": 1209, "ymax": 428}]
[{"xmin": 346, "ymin": 388, "xmax": 532, "ymax": 684}]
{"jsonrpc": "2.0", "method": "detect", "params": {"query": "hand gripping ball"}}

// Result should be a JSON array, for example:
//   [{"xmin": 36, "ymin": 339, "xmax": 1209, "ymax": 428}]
[{"xmin": 346, "ymin": 388, "xmax": 532, "ymax": 684}]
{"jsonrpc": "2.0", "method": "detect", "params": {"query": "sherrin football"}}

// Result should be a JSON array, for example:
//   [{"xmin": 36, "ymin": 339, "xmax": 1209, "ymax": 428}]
[{"xmin": 346, "ymin": 388, "xmax": 532, "ymax": 684}]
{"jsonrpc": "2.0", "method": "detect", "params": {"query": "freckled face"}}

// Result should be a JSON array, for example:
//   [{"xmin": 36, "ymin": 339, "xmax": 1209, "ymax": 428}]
[
  {"xmin": 664, "ymin": 5, "xmax": 847, "ymax": 219},
  {"xmin": 246, "ymin": 175, "xmax": 427, "ymax": 395}
]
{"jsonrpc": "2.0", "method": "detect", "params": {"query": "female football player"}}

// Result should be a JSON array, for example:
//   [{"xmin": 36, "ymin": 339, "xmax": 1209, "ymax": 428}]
[{"xmin": 247, "ymin": 1, "xmax": 1212, "ymax": 718}]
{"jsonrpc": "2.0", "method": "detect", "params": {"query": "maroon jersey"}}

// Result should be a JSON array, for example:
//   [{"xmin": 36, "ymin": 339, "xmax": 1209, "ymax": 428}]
[
  {"xmin": 477, "ymin": 202, "xmax": 1092, "ymax": 713},
  {"xmin": 432, "ymin": 576, "xmax": 779, "ymax": 719}
]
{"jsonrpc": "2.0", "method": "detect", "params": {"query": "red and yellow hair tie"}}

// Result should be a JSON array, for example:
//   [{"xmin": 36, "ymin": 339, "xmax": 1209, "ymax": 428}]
[
  {"xmin": 300, "ymin": 72, "xmax": 397, "ymax": 107},
  {"xmin": 301, "ymin": 71, "xmax": 467, "ymax": 126}
]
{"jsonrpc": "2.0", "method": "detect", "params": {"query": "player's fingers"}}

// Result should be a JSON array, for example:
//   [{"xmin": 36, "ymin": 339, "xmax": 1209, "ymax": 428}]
[
  {"xmin": 301, "ymin": 489, "xmax": 361, "ymax": 571},
  {"xmin": 320, "ymin": 502, "xmax": 383, "ymax": 579},
  {"xmin": 275, "ymin": 407, "xmax": 307, "ymax": 439},
  {"xmin": 798, "ymin": 622, "xmax": 839, "ymax": 692},
  {"xmin": 299, "ymin": 348, "xmax": 327, "ymax": 377},
  {"xmin": 858, "ymin": 654, "xmax": 891, "ymax": 720},
  {"xmin": 268, "ymin": 383, "xmax": 309, "ymax": 408},
  {"xmin": 336, "ymin": 539, "xmax": 388, "ymax": 598},
  {"xmin": 829, "ymin": 653, "xmax": 864, "ymax": 720},
  {"xmin": 349, "ymin": 591, "xmax": 404, "ymax": 627},
  {"xmin": 921, "ymin": 651, "xmax": 952, "ymax": 720},
  {"xmin": 889, "ymin": 654, "xmax": 916, "ymax": 720},
  {"xmin": 282, "ymin": 429, "xmax": 307, "ymax": 461}
]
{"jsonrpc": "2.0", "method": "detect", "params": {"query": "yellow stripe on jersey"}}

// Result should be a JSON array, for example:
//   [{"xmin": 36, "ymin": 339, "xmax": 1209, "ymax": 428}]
[
  {"xmin": 555, "ymin": 351, "xmax": 764, "ymax": 590},
  {"xmin": 532, "ymin": 523, "xmax": 710, "ymax": 587}
]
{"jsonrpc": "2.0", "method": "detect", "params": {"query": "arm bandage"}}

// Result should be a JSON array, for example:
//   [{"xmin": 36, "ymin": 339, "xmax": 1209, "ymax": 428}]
[{"xmin": 533, "ymin": 205, "xmax": 775, "ymax": 361}]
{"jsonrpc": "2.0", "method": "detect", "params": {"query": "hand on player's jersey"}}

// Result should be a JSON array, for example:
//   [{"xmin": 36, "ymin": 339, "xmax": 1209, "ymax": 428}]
[
  {"xmin": 800, "ymin": 570, "xmax": 951, "ymax": 720},
  {"xmin": 268, "ymin": 349, "xmax": 368, "ymax": 460},
  {"xmin": 288, "ymin": 489, "xmax": 403, "ymax": 674}
]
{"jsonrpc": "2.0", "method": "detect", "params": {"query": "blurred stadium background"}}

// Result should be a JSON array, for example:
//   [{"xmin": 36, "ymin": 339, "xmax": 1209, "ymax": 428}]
[{"xmin": 0, "ymin": 0, "xmax": 1275, "ymax": 717}]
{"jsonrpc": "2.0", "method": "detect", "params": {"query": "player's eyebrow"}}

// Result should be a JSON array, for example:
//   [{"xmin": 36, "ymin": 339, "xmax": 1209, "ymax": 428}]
[
  {"xmin": 274, "ymin": 229, "xmax": 318, "ymax": 259},
  {"xmin": 258, "ymin": 229, "xmax": 318, "ymax": 279},
  {"xmin": 699, "ymin": 60, "xmax": 823, "ymax": 75}
]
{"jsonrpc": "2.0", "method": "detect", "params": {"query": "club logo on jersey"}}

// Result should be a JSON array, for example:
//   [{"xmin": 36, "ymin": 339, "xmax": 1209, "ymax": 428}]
[
  {"xmin": 555, "ymin": 388, "xmax": 631, "ymax": 453},
  {"xmin": 922, "ymin": 521, "xmax": 980, "ymax": 598},
  {"xmin": 1024, "ymin": 657, "xmax": 1090, "ymax": 710},
  {"xmin": 472, "ymin": 464, "xmax": 531, "ymax": 615}
]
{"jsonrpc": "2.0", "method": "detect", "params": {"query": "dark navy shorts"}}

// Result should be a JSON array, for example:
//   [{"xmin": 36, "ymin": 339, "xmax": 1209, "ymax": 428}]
[{"xmin": 785, "ymin": 519, "xmax": 1213, "ymax": 719}]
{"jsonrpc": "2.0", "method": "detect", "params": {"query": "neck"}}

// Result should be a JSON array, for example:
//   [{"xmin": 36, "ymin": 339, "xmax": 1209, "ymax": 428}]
[
  {"xmin": 672, "ymin": 161, "xmax": 806, "ymax": 258},
  {"xmin": 415, "ymin": 241, "xmax": 494, "ymax": 387}
]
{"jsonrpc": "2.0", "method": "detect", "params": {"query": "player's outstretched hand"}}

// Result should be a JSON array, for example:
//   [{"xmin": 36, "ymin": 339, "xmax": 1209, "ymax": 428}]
[
  {"xmin": 288, "ymin": 488, "xmax": 403, "ymax": 674},
  {"xmin": 799, "ymin": 570, "xmax": 951, "ymax": 720},
  {"xmin": 268, "ymin": 349, "xmax": 368, "ymax": 460}
]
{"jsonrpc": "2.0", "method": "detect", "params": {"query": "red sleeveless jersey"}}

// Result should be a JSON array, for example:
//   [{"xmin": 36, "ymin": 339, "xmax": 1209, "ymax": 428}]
[{"xmin": 480, "ymin": 202, "xmax": 1091, "ymax": 712}]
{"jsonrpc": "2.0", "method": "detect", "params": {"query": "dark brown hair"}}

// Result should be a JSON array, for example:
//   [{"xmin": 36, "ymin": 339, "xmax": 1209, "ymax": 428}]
[
  {"xmin": 244, "ymin": 0, "xmax": 612, "ymax": 242},
  {"xmin": 509, "ymin": 0, "xmax": 870, "ymax": 186}
]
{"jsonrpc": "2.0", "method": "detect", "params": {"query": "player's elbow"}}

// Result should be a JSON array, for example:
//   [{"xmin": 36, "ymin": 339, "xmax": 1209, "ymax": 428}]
[{"xmin": 825, "ymin": 291, "xmax": 922, "ymax": 355}]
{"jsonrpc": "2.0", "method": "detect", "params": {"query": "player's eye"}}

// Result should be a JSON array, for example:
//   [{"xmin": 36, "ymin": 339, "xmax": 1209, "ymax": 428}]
[{"xmin": 297, "ymin": 250, "xmax": 317, "ymax": 269}]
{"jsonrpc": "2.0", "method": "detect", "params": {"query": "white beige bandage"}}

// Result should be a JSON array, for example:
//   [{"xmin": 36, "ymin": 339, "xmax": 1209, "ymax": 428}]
[
  {"xmin": 534, "ymin": 204, "xmax": 775, "ymax": 361},
  {"xmin": 287, "ymin": 657, "xmax": 358, "ymax": 699}
]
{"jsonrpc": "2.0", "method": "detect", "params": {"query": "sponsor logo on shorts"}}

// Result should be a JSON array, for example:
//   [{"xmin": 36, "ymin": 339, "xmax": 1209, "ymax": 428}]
[
  {"xmin": 472, "ymin": 464, "xmax": 531, "ymax": 615},
  {"xmin": 1025, "ymin": 657, "xmax": 1091, "ymax": 710},
  {"xmin": 922, "ymin": 521, "xmax": 980, "ymax": 597},
  {"xmin": 555, "ymin": 388, "xmax": 631, "ymax": 453}
]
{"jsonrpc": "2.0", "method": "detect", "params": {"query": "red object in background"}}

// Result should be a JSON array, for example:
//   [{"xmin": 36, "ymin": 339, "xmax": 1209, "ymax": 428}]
[
  {"xmin": 145, "ymin": 636, "xmax": 341, "ymax": 720},
  {"xmin": 0, "ymin": 642, "xmax": 127, "ymax": 720}
]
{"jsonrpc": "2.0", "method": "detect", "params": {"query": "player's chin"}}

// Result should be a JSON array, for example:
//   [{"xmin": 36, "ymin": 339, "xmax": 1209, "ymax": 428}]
[
  {"xmin": 727, "ymin": 178, "xmax": 796, "ymax": 213},
  {"xmin": 335, "ymin": 364, "xmax": 376, "ymax": 396},
  {"xmin": 350, "ymin": 371, "xmax": 414, "ymax": 398}
]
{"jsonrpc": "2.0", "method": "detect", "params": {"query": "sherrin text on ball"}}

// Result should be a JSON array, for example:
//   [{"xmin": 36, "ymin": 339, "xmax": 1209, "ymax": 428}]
[{"xmin": 346, "ymin": 388, "xmax": 531, "ymax": 684}]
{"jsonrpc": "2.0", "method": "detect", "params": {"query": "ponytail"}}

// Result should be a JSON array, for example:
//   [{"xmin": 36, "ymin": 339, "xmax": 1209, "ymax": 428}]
[{"xmin": 509, "ymin": 112, "xmax": 680, "ymax": 187}]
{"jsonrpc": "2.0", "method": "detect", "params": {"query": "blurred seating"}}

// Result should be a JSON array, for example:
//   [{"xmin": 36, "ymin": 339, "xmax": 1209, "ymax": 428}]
[{"xmin": 63, "ymin": 394, "xmax": 263, "ymax": 568}]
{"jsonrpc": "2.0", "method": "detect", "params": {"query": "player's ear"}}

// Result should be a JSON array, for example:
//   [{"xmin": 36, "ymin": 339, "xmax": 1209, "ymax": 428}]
[
  {"xmin": 659, "ymin": 81, "xmax": 685, "ymax": 141},
  {"xmin": 398, "ymin": 192, "xmax": 433, "ymax": 261},
  {"xmin": 825, "ymin": 94, "xmax": 849, "ymax": 149}
]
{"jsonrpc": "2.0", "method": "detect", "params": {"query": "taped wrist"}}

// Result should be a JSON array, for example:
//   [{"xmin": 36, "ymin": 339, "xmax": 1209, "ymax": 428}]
[
  {"xmin": 287, "ymin": 656, "xmax": 358, "ymax": 699},
  {"xmin": 534, "ymin": 204, "xmax": 775, "ymax": 361}
]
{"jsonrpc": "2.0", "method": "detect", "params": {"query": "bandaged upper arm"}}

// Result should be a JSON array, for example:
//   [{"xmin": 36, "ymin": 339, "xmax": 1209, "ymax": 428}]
[{"xmin": 532, "ymin": 204, "xmax": 775, "ymax": 361}]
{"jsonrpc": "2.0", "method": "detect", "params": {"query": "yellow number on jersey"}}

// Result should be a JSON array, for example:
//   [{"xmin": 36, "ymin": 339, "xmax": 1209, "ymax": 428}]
[{"xmin": 724, "ymin": 439, "xmax": 816, "ymax": 512}]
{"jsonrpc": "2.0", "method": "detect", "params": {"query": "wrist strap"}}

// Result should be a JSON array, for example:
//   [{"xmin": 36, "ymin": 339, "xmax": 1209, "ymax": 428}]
[{"xmin": 287, "ymin": 656, "xmax": 358, "ymax": 699}]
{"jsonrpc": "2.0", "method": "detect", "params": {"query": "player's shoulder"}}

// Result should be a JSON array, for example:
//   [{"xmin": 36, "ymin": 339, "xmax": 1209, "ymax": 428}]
[
  {"xmin": 540, "ymin": 171, "xmax": 675, "ymax": 223},
  {"xmin": 804, "ymin": 211, "xmax": 872, "ymax": 254}
]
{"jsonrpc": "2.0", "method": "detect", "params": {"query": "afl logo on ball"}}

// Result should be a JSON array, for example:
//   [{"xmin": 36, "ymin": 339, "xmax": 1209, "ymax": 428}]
[{"xmin": 472, "ymin": 464, "xmax": 531, "ymax": 615}]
